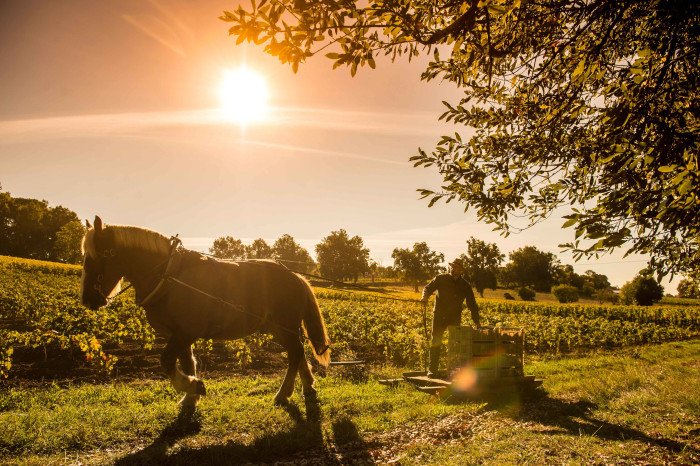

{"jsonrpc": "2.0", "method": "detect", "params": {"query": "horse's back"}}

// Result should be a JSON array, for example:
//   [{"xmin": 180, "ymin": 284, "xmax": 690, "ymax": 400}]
[{"xmin": 161, "ymin": 256, "xmax": 308, "ymax": 340}]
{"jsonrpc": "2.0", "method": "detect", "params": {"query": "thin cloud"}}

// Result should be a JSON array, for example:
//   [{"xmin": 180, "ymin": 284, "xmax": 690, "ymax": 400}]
[
  {"xmin": 270, "ymin": 107, "xmax": 455, "ymax": 136},
  {"xmin": 148, "ymin": 0, "xmax": 194, "ymax": 40},
  {"xmin": 0, "ymin": 109, "xmax": 415, "ymax": 166},
  {"xmin": 122, "ymin": 14, "xmax": 187, "ymax": 58},
  {"xmin": 0, "ymin": 107, "xmax": 452, "ymax": 137},
  {"xmin": 240, "ymin": 140, "xmax": 407, "ymax": 167}
]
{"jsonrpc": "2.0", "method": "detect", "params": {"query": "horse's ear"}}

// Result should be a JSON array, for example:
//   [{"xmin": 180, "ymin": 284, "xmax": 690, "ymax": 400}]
[
  {"xmin": 85, "ymin": 219, "xmax": 92, "ymax": 229},
  {"xmin": 94, "ymin": 216, "xmax": 103, "ymax": 233}
]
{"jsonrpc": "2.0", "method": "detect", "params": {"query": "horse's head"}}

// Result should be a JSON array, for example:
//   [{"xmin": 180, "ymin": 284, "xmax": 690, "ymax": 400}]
[{"xmin": 80, "ymin": 216, "xmax": 123, "ymax": 310}]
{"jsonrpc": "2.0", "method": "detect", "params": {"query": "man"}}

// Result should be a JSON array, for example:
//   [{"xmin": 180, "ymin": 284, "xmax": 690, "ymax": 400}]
[{"xmin": 420, "ymin": 258, "xmax": 481, "ymax": 377}]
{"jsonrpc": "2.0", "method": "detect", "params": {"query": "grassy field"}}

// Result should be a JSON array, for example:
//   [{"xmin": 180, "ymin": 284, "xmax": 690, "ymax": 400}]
[
  {"xmin": 1, "ymin": 255, "xmax": 699, "ymax": 464},
  {"xmin": 1, "ymin": 340, "xmax": 698, "ymax": 465}
]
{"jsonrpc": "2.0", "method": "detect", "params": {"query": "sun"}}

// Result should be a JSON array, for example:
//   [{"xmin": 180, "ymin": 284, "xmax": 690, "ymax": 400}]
[{"xmin": 219, "ymin": 67, "xmax": 270, "ymax": 124}]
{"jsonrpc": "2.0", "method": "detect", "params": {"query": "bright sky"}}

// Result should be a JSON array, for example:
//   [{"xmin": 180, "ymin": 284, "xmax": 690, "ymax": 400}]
[{"xmin": 0, "ymin": 0, "xmax": 680, "ymax": 291}]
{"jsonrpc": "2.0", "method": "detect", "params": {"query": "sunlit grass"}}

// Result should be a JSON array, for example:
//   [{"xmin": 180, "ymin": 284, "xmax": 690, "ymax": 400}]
[{"xmin": 2, "ymin": 341, "xmax": 699, "ymax": 465}]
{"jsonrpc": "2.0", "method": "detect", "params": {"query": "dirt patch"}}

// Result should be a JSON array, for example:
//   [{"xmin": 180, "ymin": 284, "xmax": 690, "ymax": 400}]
[
  {"xmin": 0, "ymin": 339, "xmax": 292, "ymax": 389},
  {"xmin": 0, "ymin": 339, "xmax": 385, "ymax": 389}
]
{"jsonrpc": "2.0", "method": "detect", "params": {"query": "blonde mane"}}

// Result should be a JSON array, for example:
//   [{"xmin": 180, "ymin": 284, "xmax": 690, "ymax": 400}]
[{"xmin": 82, "ymin": 225, "xmax": 171, "ymax": 258}]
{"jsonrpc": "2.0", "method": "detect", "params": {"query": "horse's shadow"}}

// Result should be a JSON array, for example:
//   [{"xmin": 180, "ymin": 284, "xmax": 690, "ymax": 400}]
[
  {"xmin": 114, "ymin": 405, "xmax": 204, "ymax": 466},
  {"xmin": 489, "ymin": 388, "xmax": 697, "ymax": 457},
  {"xmin": 115, "ymin": 397, "xmax": 374, "ymax": 465}
]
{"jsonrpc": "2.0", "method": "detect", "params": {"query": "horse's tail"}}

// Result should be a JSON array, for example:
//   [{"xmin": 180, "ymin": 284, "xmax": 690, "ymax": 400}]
[{"xmin": 297, "ymin": 274, "xmax": 331, "ymax": 367}]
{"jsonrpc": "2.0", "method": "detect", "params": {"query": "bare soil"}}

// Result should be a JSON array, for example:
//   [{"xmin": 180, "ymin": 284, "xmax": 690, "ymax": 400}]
[
  {"xmin": 0, "ymin": 338, "xmax": 384, "ymax": 389},
  {"xmin": 0, "ymin": 339, "xmax": 291, "ymax": 389}
]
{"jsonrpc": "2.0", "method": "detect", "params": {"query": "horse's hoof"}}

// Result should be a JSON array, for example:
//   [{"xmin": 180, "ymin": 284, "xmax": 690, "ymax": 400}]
[
  {"xmin": 179, "ymin": 393, "xmax": 201, "ymax": 408},
  {"xmin": 273, "ymin": 395, "xmax": 289, "ymax": 406},
  {"xmin": 303, "ymin": 389, "xmax": 318, "ymax": 402},
  {"xmin": 187, "ymin": 379, "xmax": 206, "ymax": 396}
]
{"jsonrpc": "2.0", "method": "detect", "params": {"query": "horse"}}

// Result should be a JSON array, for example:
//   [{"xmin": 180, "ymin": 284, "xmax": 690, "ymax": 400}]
[{"xmin": 79, "ymin": 216, "xmax": 330, "ymax": 408}]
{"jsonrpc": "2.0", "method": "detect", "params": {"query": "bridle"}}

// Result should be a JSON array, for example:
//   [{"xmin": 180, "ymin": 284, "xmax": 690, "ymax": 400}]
[
  {"xmin": 87, "ymin": 236, "xmax": 181, "ymax": 304},
  {"xmin": 87, "ymin": 246, "xmax": 120, "ymax": 302}
]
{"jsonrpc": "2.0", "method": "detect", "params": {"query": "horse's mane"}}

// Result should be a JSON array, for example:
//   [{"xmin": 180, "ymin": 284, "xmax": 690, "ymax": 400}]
[{"xmin": 82, "ymin": 225, "xmax": 171, "ymax": 258}]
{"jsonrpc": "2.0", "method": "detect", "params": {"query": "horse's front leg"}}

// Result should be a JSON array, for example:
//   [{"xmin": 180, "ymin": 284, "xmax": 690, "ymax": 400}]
[
  {"xmin": 177, "ymin": 344, "xmax": 203, "ymax": 408},
  {"xmin": 161, "ymin": 336, "xmax": 206, "ymax": 400},
  {"xmin": 274, "ymin": 335, "xmax": 304, "ymax": 405}
]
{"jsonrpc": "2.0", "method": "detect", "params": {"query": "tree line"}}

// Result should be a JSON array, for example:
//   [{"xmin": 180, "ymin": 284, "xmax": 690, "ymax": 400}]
[
  {"xmin": 1, "ymin": 187, "xmax": 693, "ymax": 304},
  {"xmin": 209, "ymin": 230, "xmax": 668, "ymax": 305},
  {"xmin": 0, "ymin": 186, "xmax": 85, "ymax": 264}
]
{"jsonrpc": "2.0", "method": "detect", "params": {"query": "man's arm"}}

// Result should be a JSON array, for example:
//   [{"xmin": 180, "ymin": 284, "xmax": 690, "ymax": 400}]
[
  {"xmin": 463, "ymin": 282, "xmax": 481, "ymax": 328},
  {"xmin": 420, "ymin": 276, "xmax": 439, "ymax": 303}
]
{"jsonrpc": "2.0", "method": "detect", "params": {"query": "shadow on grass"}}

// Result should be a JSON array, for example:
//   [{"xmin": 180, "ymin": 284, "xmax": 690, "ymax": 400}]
[
  {"xmin": 115, "ymin": 397, "xmax": 374, "ymax": 465},
  {"xmin": 114, "ymin": 405, "xmax": 203, "ymax": 466},
  {"xmin": 505, "ymin": 389, "xmax": 698, "ymax": 457}
]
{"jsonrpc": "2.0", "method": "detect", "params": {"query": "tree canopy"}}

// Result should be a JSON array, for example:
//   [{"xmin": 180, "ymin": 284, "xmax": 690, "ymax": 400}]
[
  {"xmin": 246, "ymin": 238, "xmax": 274, "ymax": 259},
  {"xmin": 222, "ymin": 0, "xmax": 700, "ymax": 278},
  {"xmin": 677, "ymin": 277, "xmax": 699, "ymax": 299},
  {"xmin": 620, "ymin": 273, "xmax": 664, "ymax": 306},
  {"xmin": 273, "ymin": 234, "xmax": 315, "ymax": 272},
  {"xmin": 500, "ymin": 245, "xmax": 558, "ymax": 292},
  {"xmin": 209, "ymin": 236, "xmax": 246, "ymax": 259},
  {"xmin": 53, "ymin": 220, "xmax": 86, "ymax": 265},
  {"xmin": 315, "ymin": 229, "xmax": 370, "ymax": 281},
  {"xmin": 458, "ymin": 236, "xmax": 504, "ymax": 297},
  {"xmin": 0, "ymin": 188, "xmax": 82, "ymax": 263},
  {"xmin": 391, "ymin": 242, "xmax": 444, "ymax": 291}
]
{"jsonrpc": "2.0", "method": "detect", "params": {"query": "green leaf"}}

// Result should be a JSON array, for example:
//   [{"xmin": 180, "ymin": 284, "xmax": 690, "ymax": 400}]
[
  {"xmin": 678, "ymin": 179, "xmax": 693, "ymax": 195},
  {"xmin": 562, "ymin": 218, "xmax": 578, "ymax": 228}
]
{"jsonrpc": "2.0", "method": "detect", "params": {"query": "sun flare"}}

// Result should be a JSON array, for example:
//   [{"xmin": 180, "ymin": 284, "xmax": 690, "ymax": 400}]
[{"xmin": 219, "ymin": 67, "xmax": 270, "ymax": 124}]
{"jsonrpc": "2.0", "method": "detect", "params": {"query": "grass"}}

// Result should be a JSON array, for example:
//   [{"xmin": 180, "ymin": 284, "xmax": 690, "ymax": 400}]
[{"xmin": 1, "ymin": 340, "xmax": 699, "ymax": 465}]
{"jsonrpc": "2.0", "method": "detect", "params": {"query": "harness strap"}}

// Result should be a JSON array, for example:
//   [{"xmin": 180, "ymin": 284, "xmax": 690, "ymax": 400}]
[
  {"xmin": 137, "ymin": 236, "xmax": 182, "ymax": 307},
  {"xmin": 315, "ymin": 344, "xmax": 330, "ymax": 356},
  {"xmin": 166, "ymin": 276, "xmax": 246, "ymax": 314}
]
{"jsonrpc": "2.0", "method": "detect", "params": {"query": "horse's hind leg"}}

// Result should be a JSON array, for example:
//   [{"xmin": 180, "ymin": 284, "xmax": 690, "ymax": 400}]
[
  {"xmin": 177, "ymin": 344, "xmax": 202, "ymax": 407},
  {"xmin": 161, "ymin": 336, "xmax": 206, "ymax": 399},
  {"xmin": 274, "ymin": 334, "xmax": 304, "ymax": 405}
]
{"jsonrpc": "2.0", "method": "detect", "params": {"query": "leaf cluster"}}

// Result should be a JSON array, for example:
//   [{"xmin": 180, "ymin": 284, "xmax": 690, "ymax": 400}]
[{"xmin": 222, "ymin": 0, "xmax": 700, "ymax": 277}]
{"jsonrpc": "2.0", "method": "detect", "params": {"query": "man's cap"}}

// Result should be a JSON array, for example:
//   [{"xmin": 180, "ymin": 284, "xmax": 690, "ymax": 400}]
[{"xmin": 448, "ymin": 258, "xmax": 465, "ymax": 269}]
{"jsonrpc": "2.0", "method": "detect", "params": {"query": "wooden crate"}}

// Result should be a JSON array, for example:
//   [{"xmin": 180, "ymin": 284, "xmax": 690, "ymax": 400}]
[{"xmin": 447, "ymin": 326, "xmax": 524, "ymax": 379}]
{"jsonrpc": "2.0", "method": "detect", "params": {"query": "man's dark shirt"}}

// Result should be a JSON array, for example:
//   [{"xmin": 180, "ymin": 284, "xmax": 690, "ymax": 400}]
[{"xmin": 421, "ymin": 274, "xmax": 480, "ymax": 327}]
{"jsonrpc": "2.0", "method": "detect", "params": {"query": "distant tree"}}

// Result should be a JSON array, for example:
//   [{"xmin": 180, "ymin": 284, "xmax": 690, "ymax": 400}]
[
  {"xmin": 53, "ymin": 220, "xmax": 86, "ymax": 264},
  {"xmin": 501, "ymin": 246, "xmax": 558, "ymax": 292},
  {"xmin": 209, "ymin": 236, "xmax": 246, "ymax": 260},
  {"xmin": 620, "ymin": 273, "xmax": 664, "ymax": 306},
  {"xmin": 553, "ymin": 264, "xmax": 584, "ymax": 289},
  {"xmin": 677, "ymin": 278, "xmax": 700, "ymax": 299},
  {"xmin": 392, "ymin": 242, "xmax": 445, "ymax": 292},
  {"xmin": 246, "ymin": 238, "xmax": 273, "ymax": 259},
  {"xmin": 583, "ymin": 270, "xmax": 611, "ymax": 291},
  {"xmin": 375, "ymin": 265, "xmax": 398, "ymax": 280},
  {"xmin": 0, "ymin": 188, "xmax": 80, "ymax": 261},
  {"xmin": 551, "ymin": 285, "xmax": 579, "ymax": 303},
  {"xmin": 517, "ymin": 286, "xmax": 536, "ymax": 302},
  {"xmin": 315, "ymin": 229, "xmax": 370, "ymax": 282},
  {"xmin": 459, "ymin": 237, "xmax": 504, "ymax": 297},
  {"xmin": 272, "ymin": 234, "xmax": 315, "ymax": 273}
]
